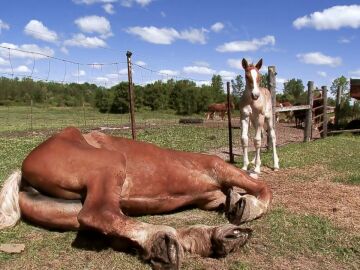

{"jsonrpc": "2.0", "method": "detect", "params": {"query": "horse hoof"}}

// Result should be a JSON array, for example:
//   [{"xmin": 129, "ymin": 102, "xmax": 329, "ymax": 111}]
[
  {"xmin": 147, "ymin": 232, "xmax": 183, "ymax": 270},
  {"xmin": 225, "ymin": 189, "xmax": 246, "ymax": 225},
  {"xmin": 212, "ymin": 224, "xmax": 252, "ymax": 257}
]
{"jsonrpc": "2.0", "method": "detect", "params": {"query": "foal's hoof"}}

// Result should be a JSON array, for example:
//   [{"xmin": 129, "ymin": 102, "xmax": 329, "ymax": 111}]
[
  {"xmin": 212, "ymin": 224, "xmax": 252, "ymax": 257},
  {"xmin": 147, "ymin": 232, "xmax": 183, "ymax": 270}
]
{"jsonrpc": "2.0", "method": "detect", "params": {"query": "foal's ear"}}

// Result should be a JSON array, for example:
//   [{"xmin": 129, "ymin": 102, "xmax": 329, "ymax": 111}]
[
  {"xmin": 255, "ymin": 59, "xmax": 263, "ymax": 70},
  {"xmin": 242, "ymin": 58, "xmax": 248, "ymax": 70}
]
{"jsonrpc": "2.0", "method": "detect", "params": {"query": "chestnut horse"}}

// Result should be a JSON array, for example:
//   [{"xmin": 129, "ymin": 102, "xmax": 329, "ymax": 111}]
[
  {"xmin": 206, "ymin": 102, "xmax": 235, "ymax": 120},
  {"xmin": 0, "ymin": 127, "xmax": 272, "ymax": 270},
  {"xmin": 239, "ymin": 59, "xmax": 279, "ymax": 174}
]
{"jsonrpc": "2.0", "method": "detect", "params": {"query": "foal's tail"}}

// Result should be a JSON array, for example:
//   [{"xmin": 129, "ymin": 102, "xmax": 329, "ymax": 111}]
[{"xmin": 0, "ymin": 170, "xmax": 22, "ymax": 229}]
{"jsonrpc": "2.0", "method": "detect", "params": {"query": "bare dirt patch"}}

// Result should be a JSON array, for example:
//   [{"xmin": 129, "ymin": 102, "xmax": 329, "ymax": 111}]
[{"xmin": 260, "ymin": 165, "xmax": 360, "ymax": 233}]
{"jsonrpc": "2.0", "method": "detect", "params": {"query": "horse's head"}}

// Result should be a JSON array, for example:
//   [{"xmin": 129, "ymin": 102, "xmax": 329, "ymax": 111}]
[{"xmin": 242, "ymin": 58, "xmax": 263, "ymax": 101}]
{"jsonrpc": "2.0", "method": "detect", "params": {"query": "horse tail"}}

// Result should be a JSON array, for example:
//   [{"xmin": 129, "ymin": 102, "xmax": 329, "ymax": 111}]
[{"xmin": 0, "ymin": 170, "xmax": 22, "ymax": 229}]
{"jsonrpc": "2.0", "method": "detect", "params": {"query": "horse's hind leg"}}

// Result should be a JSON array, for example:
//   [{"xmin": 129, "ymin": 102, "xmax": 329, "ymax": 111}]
[
  {"xmin": 265, "ymin": 115, "xmax": 279, "ymax": 170},
  {"xmin": 240, "ymin": 110, "xmax": 250, "ymax": 171}
]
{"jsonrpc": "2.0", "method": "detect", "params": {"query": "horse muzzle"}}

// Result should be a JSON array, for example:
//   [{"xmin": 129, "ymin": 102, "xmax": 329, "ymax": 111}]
[{"xmin": 251, "ymin": 93, "xmax": 259, "ymax": 101}]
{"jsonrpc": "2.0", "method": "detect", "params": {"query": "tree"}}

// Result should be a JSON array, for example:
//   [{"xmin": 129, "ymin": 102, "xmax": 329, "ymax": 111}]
[
  {"xmin": 283, "ymin": 79, "xmax": 305, "ymax": 103},
  {"xmin": 330, "ymin": 76, "xmax": 349, "ymax": 97},
  {"xmin": 231, "ymin": 75, "xmax": 245, "ymax": 98},
  {"xmin": 259, "ymin": 72, "xmax": 269, "ymax": 89},
  {"xmin": 110, "ymin": 82, "xmax": 129, "ymax": 113},
  {"xmin": 211, "ymin": 75, "xmax": 224, "ymax": 101}
]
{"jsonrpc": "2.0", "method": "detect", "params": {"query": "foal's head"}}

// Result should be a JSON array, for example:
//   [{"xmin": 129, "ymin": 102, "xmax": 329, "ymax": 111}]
[{"xmin": 242, "ymin": 58, "xmax": 263, "ymax": 101}]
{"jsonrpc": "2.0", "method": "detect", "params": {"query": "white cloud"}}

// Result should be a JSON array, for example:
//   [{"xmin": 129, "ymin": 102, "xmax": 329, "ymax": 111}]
[
  {"xmin": 126, "ymin": 26, "xmax": 179, "ymax": 45},
  {"xmin": 193, "ymin": 61, "xmax": 210, "ymax": 67},
  {"xmin": 276, "ymin": 77, "xmax": 286, "ymax": 84},
  {"xmin": 338, "ymin": 37, "xmax": 351, "ymax": 44},
  {"xmin": 0, "ymin": 57, "xmax": 9, "ymax": 66},
  {"xmin": 24, "ymin": 20, "xmax": 58, "ymax": 43},
  {"xmin": 293, "ymin": 5, "xmax": 360, "ymax": 30},
  {"xmin": 75, "ymin": 15, "xmax": 112, "ymax": 38},
  {"xmin": 211, "ymin": 22, "xmax": 224, "ymax": 33},
  {"xmin": 0, "ymin": 43, "xmax": 54, "ymax": 59},
  {"xmin": 135, "ymin": 60, "xmax": 146, "ymax": 66},
  {"xmin": 64, "ymin": 34, "xmax": 107, "ymax": 48},
  {"xmin": 179, "ymin": 28, "xmax": 208, "ymax": 44},
  {"xmin": 121, "ymin": 0, "xmax": 152, "ymax": 7},
  {"xmin": 161, "ymin": 11, "xmax": 166, "ymax": 18},
  {"xmin": 317, "ymin": 71, "xmax": 327, "ymax": 77},
  {"xmin": 159, "ymin": 69, "xmax": 178, "ymax": 76},
  {"xmin": 0, "ymin": 19, "xmax": 10, "ymax": 33},
  {"xmin": 216, "ymin": 35, "xmax": 275, "ymax": 52},
  {"xmin": 72, "ymin": 70, "xmax": 86, "ymax": 76},
  {"xmin": 118, "ymin": 68, "xmax": 128, "ymax": 75},
  {"xmin": 126, "ymin": 26, "xmax": 208, "ymax": 45},
  {"xmin": 218, "ymin": 70, "xmax": 236, "ymax": 80},
  {"xmin": 183, "ymin": 66, "xmax": 215, "ymax": 75},
  {"xmin": 95, "ymin": 76, "xmax": 109, "ymax": 82},
  {"xmin": 349, "ymin": 69, "xmax": 360, "ymax": 78},
  {"xmin": 103, "ymin": 3, "xmax": 115, "ymax": 14},
  {"xmin": 60, "ymin": 46, "xmax": 69, "ymax": 54},
  {"xmin": 195, "ymin": 80, "xmax": 211, "ymax": 86},
  {"xmin": 227, "ymin": 58, "xmax": 242, "ymax": 69},
  {"xmin": 73, "ymin": 0, "xmax": 117, "ymax": 4},
  {"xmin": 297, "ymin": 52, "xmax": 342, "ymax": 67},
  {"xmin": 0, "ymin": 65, "xmax": 31, "ymax": 74}
]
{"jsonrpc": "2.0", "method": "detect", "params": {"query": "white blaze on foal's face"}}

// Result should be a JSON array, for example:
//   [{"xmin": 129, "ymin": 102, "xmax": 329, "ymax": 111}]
[{"xmin": 250, "ymin": 69, "xmax": 260, "ymax": 100}]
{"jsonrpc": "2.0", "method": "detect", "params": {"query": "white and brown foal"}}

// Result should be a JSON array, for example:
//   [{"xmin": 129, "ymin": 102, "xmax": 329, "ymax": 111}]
[{"xmin": 239, "ymin": 58, "xmax": 279, "ymax": 174}]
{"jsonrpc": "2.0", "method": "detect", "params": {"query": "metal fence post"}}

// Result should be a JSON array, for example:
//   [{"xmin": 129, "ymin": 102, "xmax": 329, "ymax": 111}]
[
  {"xmin": 226, "ymin": 82, "xmax": 234, "ymax": 163},
  {"xmin": 126, "ymin": 51, "xmax": 136, "ymax": 140}
]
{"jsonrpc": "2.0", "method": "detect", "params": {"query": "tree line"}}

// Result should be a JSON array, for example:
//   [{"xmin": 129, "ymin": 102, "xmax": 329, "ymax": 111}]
[{"xmin": 0, "ymin": 74, "xmax": 359, "ymax": 120}]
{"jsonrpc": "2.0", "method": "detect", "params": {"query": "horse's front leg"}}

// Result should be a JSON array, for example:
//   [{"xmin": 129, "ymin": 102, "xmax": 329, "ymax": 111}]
[
  {"xmin": 253, "ymin": 114, "xmax": 264, "ymax": 174},
  {"xmin": 240, "ymin": 109, "xmax": 250, "ymax": 171},
  {"xmin": 265, "ymin": 115, "xmax": 280, "ymax": 170}
]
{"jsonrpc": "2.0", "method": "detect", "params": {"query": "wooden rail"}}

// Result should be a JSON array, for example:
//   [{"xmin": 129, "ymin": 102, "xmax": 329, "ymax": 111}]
[
  {"xmin": 328, "ymin": 129, "xmax": 360, "ymax": 134},
  {"xmin": 275, "ymin": 105, "xmax": 310, "ymax": 112}
]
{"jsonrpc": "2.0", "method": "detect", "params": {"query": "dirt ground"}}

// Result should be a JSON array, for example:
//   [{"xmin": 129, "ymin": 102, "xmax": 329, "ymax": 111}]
[{"xmin": 207, "ymin": 121, "xmax": 321, "ymax": 160}]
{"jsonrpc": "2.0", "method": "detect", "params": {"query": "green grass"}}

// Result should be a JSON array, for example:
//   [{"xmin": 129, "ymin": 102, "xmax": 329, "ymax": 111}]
[
  {"xmin": 0, "ymin": 106, "xmax": 201, "ymax": 133},
  {"xmin": 1, "ymin": 108, "xmax": 360, "ymax": 269},
  {"xmin": 265, "ymin": 208, "xmax": 359, "ymax": 260},
  {"xmin": 260, "ymin": 135, "xmax": 360, "ymax": 185}
]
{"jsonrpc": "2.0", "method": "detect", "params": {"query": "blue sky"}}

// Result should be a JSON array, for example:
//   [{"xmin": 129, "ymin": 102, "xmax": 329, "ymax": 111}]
[{"xmin": 0, "ymin": 0, "xmax": 360, "ymax": 93}]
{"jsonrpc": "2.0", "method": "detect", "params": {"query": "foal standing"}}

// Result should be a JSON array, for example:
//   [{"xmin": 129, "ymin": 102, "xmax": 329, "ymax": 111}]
[{"xmin": 239, "ymin": 58, "xmax": 279, "ymax": 173}]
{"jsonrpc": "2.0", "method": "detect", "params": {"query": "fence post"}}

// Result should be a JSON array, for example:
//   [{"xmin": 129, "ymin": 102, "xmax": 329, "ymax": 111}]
[
  {"xmin": 335, "ymin": 85, "xmax": 342, "ymax": 128},
  {"xmin": 226, "ymin": 82, "xmax": 234, "ymax": 163},
  {"xmin": 82, "ymin": 101, "xmax": 86, "ymax": 127},
  {"xmin": 30, "ymin": 99, "xmax": 33, "ymax": 131},
  {"xmin": 126, "ymin": 51, "xmax": 136, "ymax": 140},
  {"xmin": 304, "ymin": 81, "xmax": 314, "ymax": 142},
  {"xmin": 267, "ymin": 66, "xmax": 276, "ymax": 149},
  {"xmin": 321, "ymin": 86, "xmax": 328, "ymax": 138}
]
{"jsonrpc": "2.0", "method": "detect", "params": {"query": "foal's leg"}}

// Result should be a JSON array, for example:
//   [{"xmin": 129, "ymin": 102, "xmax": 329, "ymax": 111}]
[
  {"xmin": 265, "ymin": 115, "xmax": 279, "ymax": 170},
  {"xmin": 240, "ymin": 107, "xmax": 251, "ymax": 171},
  {"xmin": 253, "ymin": 114, "xmax": 264, "ymax": 174}
]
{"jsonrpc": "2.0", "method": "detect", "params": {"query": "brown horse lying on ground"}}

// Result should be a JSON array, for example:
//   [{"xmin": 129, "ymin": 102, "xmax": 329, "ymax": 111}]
[
  {"xmin": 0, "ymin": 127, "xmax": 271, "ymax": 270},
  {"xmin": 206, "ymin": 102, "xmax": 235, "ymax": 120}
]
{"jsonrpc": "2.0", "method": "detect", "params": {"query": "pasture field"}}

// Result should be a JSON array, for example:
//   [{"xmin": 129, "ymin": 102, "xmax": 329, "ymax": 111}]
[{"xmin": 0, "ymin": 108, "xmax": 359, "ymax": 270}]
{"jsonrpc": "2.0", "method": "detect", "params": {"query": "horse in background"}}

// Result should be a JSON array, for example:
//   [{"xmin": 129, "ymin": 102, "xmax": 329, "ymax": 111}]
[
  {"xmin": 206, "ymin": 102, "xmax": 235, "ymax": 120},
  {"xmin": 239, "ymin": 58, "xmax": 279, "ymax": 174}
]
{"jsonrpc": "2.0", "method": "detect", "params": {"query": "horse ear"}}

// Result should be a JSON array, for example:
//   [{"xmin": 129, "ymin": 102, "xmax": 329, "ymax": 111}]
[
  {"xmin": 242, "ymin": 58, "xmax": 248, "ymax": 70},
  {"xmin": 255, "ymin": 59, "xmax": 263, "ymax": 70}
]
